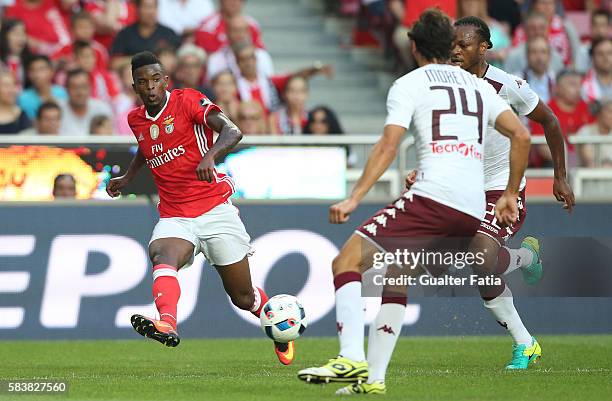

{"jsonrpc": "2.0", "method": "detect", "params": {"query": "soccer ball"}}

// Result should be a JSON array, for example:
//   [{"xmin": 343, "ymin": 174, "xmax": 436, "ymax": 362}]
[{"xmin": 260, "ymin": 294, "xmax": 307, "ymax": 343}]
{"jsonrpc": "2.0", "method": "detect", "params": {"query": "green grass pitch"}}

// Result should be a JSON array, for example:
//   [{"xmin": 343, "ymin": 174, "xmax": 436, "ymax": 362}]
[{"xmin": 1, "ymin": 336, "xmax": 610, "ymax": 401}]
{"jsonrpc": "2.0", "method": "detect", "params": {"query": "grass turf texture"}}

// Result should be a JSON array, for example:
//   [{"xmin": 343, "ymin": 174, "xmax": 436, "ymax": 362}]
[{"xmin": 1, "ymin": 336, "xmax": 610, "ymax": 401}]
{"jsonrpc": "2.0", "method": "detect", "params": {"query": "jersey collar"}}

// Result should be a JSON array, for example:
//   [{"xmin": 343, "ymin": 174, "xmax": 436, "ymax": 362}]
[{"xmin": 145, "ymin": 91, "xmax": 171, "ymax": 121}]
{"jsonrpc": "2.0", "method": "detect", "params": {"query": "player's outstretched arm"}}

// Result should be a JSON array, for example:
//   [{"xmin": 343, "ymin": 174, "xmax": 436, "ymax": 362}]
[
  {"xmin": 329, "ymin": 124, "xmax": 405, "ymax": 224},
  {"xmin": 526, "ymin": 100, "xmax": 576, "ymax": 212},
  {"xmin": 196, "ymin": 109, "xmax": 242, "ymax": 182},
  {"xmin": 493, "ymin": 110, "xmax": 531, "ymax": 226},
  {"xmin": 106, "ymin": 149, "xmax": 146, "ymax": 197}
]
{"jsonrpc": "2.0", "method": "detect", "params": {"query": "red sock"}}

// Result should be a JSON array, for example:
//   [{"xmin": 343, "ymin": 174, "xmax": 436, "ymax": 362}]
[
  {"xmin": 152, "ymin": 264, "xmax": 181, "ymax": 331},
  {"xmin": 250, "ymin": 286, "xmax": 268, "ymax": 318}
]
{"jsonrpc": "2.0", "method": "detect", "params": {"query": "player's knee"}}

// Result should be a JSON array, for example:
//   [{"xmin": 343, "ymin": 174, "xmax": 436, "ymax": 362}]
[
  {"xmin": 231, "ymin": 290, "xmax": 255, "ymax": 311},
  {"xmin": 469, "ymin": 240, "xmax": 498, "ymax": 274},
  {"xmin": 150, "ymin": 251, "xmax": 181, "ymax": 268}
]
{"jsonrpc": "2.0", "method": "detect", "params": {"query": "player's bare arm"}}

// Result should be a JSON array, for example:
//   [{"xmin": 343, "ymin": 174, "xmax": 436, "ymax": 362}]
[
  {"xmin": 330, "ymin": 124, "xmax": 405, "ymax": 224},
  {"xmin": 106, "ymin": 149, "xmax": 146, "ymax": 197},
  {"xmin": 493, "ymin": 110, "xmax": 531, "ymax": 225},
  {"xmin": 196, "ymin": 110, "xmax": 243, "ymax": 182},
  {"xmin": 526, "ymin": 100, "xmax": 576, "ymax": 212}
]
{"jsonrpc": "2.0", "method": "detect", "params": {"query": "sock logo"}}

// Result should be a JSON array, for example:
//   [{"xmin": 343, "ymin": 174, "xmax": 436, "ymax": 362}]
[
  {"xmin": 154, "ymin": 292, "xmax": 163, "ymax": 302},
  {"xmin": 496, "ymin": 320, "xmax": 508, "ymax": 329},
  {"xmin": 516, "ymin": 256, "xmax": 522, "ymax": 267},
  {"xmin": 377, "ymin": 325, "xmax": 396, "ymax": 335},
  {"xmin": 336, "ymin": 322, "xmax": 343, "ymax": 334}
]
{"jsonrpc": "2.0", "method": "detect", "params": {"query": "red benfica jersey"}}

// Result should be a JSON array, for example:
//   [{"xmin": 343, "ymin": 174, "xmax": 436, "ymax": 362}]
[{"xmin": 128, "ymin": 88, "xmax": 235, "ymax": 218}]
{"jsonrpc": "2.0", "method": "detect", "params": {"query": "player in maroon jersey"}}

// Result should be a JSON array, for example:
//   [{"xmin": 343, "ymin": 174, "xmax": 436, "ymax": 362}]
[{"xmin": 106, "ymin": 51, "xmax": 295, "ymax": 365}]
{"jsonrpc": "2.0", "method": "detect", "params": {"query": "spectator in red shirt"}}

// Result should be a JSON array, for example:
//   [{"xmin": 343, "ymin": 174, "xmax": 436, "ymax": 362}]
[
  {"xmin": 195, "ymin": 0, "xmax": 264, "ymax": 54},
  {"xmin": 531, "ymin": 69, "xmax": 594, "ymax": 166},
  {"xmin": 512, "ymin": 0, "xmax": 581, "ymax": 67},
  {"xmin": 389, "ymin": 0, "xmax": 456, "ymax": 71},
  {"xmin": 5, "ymin": 0, "xmax": 71, "ymax": 56},
  {"xmin": 0, "ymin": 19, "xmax": 32, "ymax": 87},
  {"xmin": 84, "ymin": 0, "xmax": 138, "ymax": 50},
  {"xmin": 52, "ymin": 11, "xmax": 110, "ymax": 71},
  {"xmin": 74, "ymin": 41, "xmax": 120, "ymax": 103}
]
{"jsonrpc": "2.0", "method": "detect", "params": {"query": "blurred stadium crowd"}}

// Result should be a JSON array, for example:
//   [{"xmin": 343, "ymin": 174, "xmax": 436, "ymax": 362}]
[
  {"xmin": 332, "ymin": 0, "xmax": 612, "ymax": 168},
  {"xmin": 0, "ymin": 0, "xmax": 344, "ymax": 139},
  {"xmin": 0, "ymin": 0, "xmax": 611, "ymax": 170}
]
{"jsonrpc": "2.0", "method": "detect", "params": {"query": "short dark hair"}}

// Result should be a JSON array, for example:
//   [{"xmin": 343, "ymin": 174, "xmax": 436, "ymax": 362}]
[
  {"xmin": 25, "ymin": 54, "xmax": 52, "ymax": 70},
  {"xmin": 73, "ymin": 40, "xmax": 93, "ymax": 56},
  {"xmin": 592, "ymin": 8, "xmax": 610, "ymax": 23},
  {"xmin": 131, "ymin": 51, "xmax": 162, "ymax": 73},
  {"xmin": 53, "ymin": 174, "xmax": 76, "ymax": 188},
  {"xmin": 37, "ymin": 101, "xmax": 61, "ymax": 119},
  {"xmin": 455, "ymin": 16, "xmax": 493, "ymax": 49},
  {"xmin": 590, "ymin": 37, "xmax": 612, "ymax": 57},
  {"xmin": 135, "ymin": 0, "xmax": 157, "ymax": 8},
  {"xmin": 556, "ymin": 69, "xmax": 582, "ymax": 83},
  {"xmin": 65, "ymin": 68, "xmax": 89, "ymax": 87},
  {"xmin": 408, "ymin": 9, "xmax": 454, "ymax": 62}
]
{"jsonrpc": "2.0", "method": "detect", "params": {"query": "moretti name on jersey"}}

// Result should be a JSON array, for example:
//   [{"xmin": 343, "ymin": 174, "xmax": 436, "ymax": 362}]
[{"xmin": 147, "ymin": 143, "xmax": 186, "ymax": 169}]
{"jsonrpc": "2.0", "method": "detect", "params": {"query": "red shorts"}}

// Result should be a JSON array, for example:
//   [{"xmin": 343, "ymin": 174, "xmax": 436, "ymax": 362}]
[
  {"xmin": 356, "ymin": 192, "xmax": 481, "ymax": 254},
  {"xmin": 476, "ymin": 189, "xmax": 527, "ymax": 245}
]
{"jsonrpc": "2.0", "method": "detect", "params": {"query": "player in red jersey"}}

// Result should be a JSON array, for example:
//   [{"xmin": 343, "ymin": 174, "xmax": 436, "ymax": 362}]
[{"xmin": 105, "ymin": 51, "xmax": 294, "ymax": 365}]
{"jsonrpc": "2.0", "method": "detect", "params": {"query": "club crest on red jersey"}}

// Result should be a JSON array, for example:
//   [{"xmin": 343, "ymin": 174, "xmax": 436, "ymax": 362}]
[
  {"xmin": 150, "ymin": 124, "xmax": 160, "ymax": 140},
  {"xmin": 163, "ymin": 116, "xmax": 175, "ymax": 134}
]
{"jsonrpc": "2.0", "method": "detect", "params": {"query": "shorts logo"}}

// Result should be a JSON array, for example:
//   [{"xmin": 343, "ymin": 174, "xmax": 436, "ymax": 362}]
[
  {"xmin": 150, "ymin": 124, "xmax": 160, "ymax": 140},
  {"xmin": 163, "ymin": 116, "xmax": 175, "ymax": 134}
]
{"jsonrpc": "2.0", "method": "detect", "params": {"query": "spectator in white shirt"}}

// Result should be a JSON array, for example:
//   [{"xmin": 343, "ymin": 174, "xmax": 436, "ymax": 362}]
[
  {"xmin": 59, "ymin": 69, "xmax": 113, "ymax": 136},
  {"xmin": 518, "ymin": 36, "xmax": 556, "ymax": 103},
  {"xmin": 206, "ymin": 15, "xmax": 273, "ymax": 82},
  {"xmin": 157, "ymin": 0, "xmax": 214, "ymax": 36}
]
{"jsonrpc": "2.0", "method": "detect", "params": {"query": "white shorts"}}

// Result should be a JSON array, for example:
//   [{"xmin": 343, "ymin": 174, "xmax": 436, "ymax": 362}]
[{"xmin": 149, "ymin": 201, "xmax": 252, "ymax": 268}]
